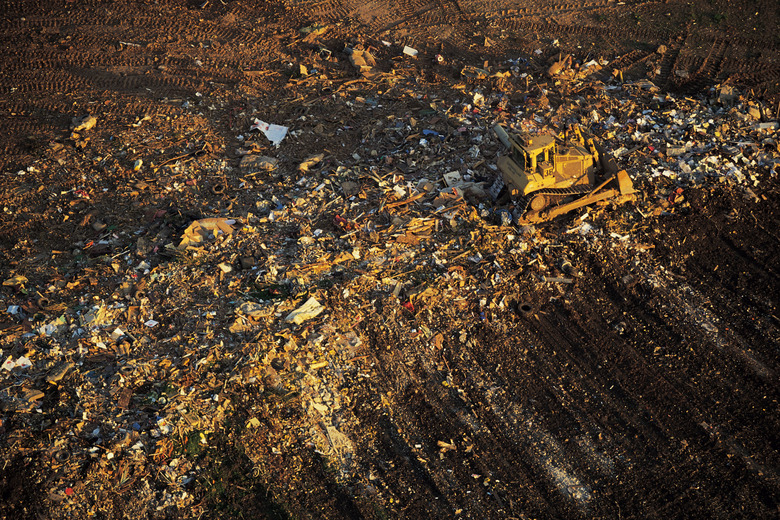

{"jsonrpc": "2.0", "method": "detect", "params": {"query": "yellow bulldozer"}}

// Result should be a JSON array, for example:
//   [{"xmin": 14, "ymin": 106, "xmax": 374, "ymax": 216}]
[{"xmin": 492, "ymin": 124, "xmax": 636, "ymax": 224}]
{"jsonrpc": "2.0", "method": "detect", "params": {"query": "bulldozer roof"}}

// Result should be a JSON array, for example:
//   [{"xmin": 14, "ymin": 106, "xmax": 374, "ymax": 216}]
[{"xmin": 515, "ymin": 134, "xmax": 556, "ymax": 154}]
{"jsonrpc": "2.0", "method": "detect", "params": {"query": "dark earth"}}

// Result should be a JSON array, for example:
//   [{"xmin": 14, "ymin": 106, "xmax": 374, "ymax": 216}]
[{"xmin": 1, "ymin": 1, "xmax": 779, "ymax": 519}]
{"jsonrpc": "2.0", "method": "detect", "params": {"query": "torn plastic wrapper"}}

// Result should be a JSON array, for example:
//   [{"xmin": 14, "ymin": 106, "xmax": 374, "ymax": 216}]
[
  {"xmin": 80, "ymin": 304, "xmax": 114, "ymax": 328},
  {"xmin": 38, "ymin": 316, "xmax": 67, "ymax": 336},
  {"xmin": 2, "ymin": 355, "xmax": 32, "ymax": 371},
  {"xmin": 2, "ymin": 357, "xmax": 16, "ymax": 371}
]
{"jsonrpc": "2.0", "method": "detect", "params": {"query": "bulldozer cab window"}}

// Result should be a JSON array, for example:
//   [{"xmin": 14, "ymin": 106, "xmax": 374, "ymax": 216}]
[
  {"xmin": 527, "ymin": 151, "xmax": 547, "ymax": 172},
  {"xmin": 523, "ymin": 146, "xmax": 554, "ymax": 171},
  {"xmin": 523, "ymin": 151, "xmax": 536, "ymax": 171},
  {"xmin": 512, "ymin": 147, "xmax": 525, "ymax": 165},
  {"xmin": 542, "ymin": 144, "xmax": 555, "ymax": 164}
]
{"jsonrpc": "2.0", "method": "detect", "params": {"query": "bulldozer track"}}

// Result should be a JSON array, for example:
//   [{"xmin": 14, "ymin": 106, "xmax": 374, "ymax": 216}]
[
  {"xmin": 475, "ymin": 0, "xmax": 662, "ymax": 19},
  {"xmin": 513, "ymin": 185, "xmax": 594, "ymax": 222},
  {"xmin": 659, "ymin": 31, "xmax": 780, "ymax": 94},
  {"xmin": 657, "ymin": 46, "xmax": 681, "ymax": 87},
  {"xmin": 609, "ymin": 49, "xmax": 653, "ymax": 75},
  {"xmin": 669, "ymin": 37, "xmax": 730, "ymax": 92}
]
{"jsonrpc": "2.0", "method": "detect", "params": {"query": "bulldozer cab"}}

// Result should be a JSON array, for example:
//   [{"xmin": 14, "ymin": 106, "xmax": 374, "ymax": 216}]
[
  {"xmin": 513, "ymin": 135, "xmax": 557, "ymax": 178},
  {"xmin": 493, "ymin": 124, "xmax": 602, "ymax": 196}
]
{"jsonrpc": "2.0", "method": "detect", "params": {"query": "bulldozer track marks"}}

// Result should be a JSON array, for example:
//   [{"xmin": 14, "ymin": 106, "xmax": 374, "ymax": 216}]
[
  {"xmin": 669, "ymin": 37, "xmax": 731, "ymax": 92},
  {"xmin": 657, "ymin": 31, "xmax": 779, "ymax": 94},
  {"xmin": 0, "ymin": 2, "xmax": 294, "ymax": 171},
  {"xmin": 284, "ymin": 0, "xmax": 776, "ymax": 100}
]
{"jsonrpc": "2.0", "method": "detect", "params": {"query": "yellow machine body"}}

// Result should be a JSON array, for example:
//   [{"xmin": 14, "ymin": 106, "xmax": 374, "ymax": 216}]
[{"xmin": 492, "ymin": 124, "xmax": 636, "ymax": 223}]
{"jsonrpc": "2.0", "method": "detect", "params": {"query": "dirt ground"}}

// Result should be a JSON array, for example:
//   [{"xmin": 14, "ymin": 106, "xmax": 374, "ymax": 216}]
[{"xmin": 1, "ymin": 1, "xmax": 779, "ymax": 519}]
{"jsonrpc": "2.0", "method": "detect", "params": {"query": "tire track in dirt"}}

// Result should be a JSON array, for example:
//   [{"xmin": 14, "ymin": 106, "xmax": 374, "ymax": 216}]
[
  {"xmin": 292, "ymin": 0, "xmax": 440, "ymax": 34},
  {"xmin": 354, "ymin": 318, "xmax": 571, "ymax": 518},
  {"xmin": 524, "ymin": 312, "xmax": 705, "ymax": 519},
  {"xmin": 576, "ymin": 240, "xmax": 780, "ymax": 507},
  {"xmin": 486, "ymin": 17, "xmax": 672, "ymax": 52},
  {"xmin": 451, "ymin": 313, "xmax": 681, "ymax": 517},
  {"xmin": 662, "ymin": 29, "xmax": 780, "ymax": 93},
  {"xmin": 416, "ymin": 332, "xmax": 580, "ymax": 517},
  {"xmin": 359, "ymin": 309, "xmax": 639, "ymax": 516}
]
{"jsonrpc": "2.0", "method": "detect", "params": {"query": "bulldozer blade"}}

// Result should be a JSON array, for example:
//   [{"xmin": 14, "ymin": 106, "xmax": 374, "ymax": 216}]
[
  {"xmin": 615, "ymin": 170, "xmax": 636, "ymax": 195},
  {"xmin": 542, "ymin": 188, "xmax": 621, "ymax": 221}
]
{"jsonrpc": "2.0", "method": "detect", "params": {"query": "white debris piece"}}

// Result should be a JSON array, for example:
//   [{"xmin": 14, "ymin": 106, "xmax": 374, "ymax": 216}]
[
  {"xmin": 250, "ymin": 119, "xmax": 289, "ymax": 146},
  {"xmin": 2, "ymin": 356, "xmax": 16, "ymax": 371},
  {"xmin": 285, "ymin": 297, "xmax": 325, "ymax": 325}
]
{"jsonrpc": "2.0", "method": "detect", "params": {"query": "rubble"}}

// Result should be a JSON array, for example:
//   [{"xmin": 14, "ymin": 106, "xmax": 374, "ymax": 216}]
[
  {"xmin": 72, "ymin": 115, "xmax": 97, "ymax": 133},
  {"xmin": 177, "ymin": 218, "xmax": 236, "ymax": 249}
]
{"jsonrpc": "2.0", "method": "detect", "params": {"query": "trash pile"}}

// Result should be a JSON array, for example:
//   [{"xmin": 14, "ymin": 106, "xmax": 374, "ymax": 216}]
[{"xmin": 1, "ymin": 36, "xmax": 778, "ymax": 517}]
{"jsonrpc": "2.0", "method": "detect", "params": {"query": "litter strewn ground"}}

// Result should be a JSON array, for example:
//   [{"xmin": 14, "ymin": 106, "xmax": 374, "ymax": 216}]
[{"xmin": 1, "ymin": 1, "xmax": 779, "ymax": 518}]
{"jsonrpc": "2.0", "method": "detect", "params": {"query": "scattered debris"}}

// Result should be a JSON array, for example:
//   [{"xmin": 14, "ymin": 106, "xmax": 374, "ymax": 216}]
[
  {"xmin": 72, "ymin": 115, "xmax": 97, "ymax": 132},
  {"xmin": 240, "ymin": 155, "xmax": 278, "ymax": 172},
  {"xmin": 402, "ymin": 45, "xmax": 418, "ymax": 57}
]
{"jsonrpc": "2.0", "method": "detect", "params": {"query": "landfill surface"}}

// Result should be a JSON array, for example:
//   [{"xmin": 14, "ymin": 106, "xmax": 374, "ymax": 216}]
[{"xmin": 1, "ymin": 1, "xmax": 779, "ymax": 519}]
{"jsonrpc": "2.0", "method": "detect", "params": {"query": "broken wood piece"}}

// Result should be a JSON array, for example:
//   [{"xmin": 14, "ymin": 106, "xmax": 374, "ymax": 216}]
[{"xmin": 386, "ymin": 192, "xmax": 426, "ymax": 209}]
